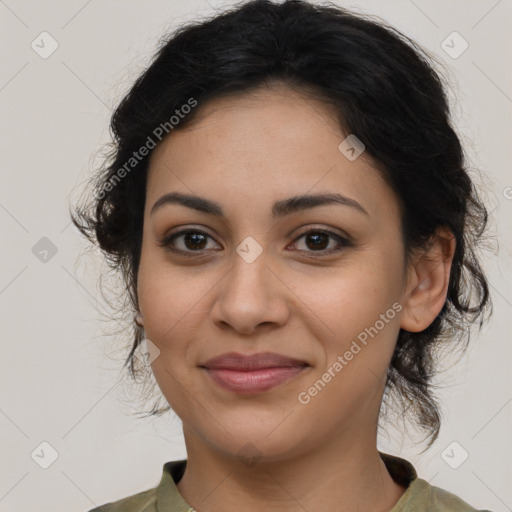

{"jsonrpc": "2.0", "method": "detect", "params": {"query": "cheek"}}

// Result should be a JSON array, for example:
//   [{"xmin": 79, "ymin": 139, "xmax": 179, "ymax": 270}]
[
  {"xmin": 137, "ymin": 265, "xmax": 203, "ymax": 414},
  {"xmin": 292, "ymin": 255, "xmax": 403, "ymax": 392},
  {"xmin": 298, "ymin": 259, "xmax": 400, "ymax": 335},
  {"xmin": 136, "ymin": 256, "xmax": 223, "ymax": 378},
  {"xmin": 137, "ymin": 255, "xmax": 196, "ymax": 348},
  {"xmin": 295, "ymin": 272, "xmax": 401, "ymax": 414}
]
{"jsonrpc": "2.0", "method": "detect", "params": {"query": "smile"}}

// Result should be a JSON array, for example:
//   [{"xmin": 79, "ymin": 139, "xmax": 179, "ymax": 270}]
[
  {"xmin": 203, "ymin": 366, "xmax": 308, "ymax": 394},
  {"xmin": 199, "ymin": 351, "xmax": 310, "ymax": 394}
]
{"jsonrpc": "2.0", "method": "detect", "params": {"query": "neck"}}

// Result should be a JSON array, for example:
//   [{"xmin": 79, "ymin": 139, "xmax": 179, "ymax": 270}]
[{"xmin": 176, "ymin": 428, "xmax": 405, "ymax": 512}]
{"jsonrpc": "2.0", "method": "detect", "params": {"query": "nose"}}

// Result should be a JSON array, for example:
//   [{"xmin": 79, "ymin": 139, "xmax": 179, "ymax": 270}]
[{"xmin": 210, "ymin": 250, "xmax": 290, "ymax": 336}]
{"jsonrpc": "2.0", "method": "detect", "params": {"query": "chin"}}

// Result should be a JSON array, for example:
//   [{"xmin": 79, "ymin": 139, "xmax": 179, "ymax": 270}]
[{"xmin": 197, "ymin": 417, "xmax": 312, "ymax": 465}]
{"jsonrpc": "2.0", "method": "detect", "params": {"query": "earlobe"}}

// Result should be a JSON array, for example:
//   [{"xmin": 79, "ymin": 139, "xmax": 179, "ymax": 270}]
[
  {"xmin": 399, "ymin": 227, "xmax": 456, "ymax": 333},
  {"xmin": 135, "ymin": 313, "xmax": 144, "ymax": 327}
]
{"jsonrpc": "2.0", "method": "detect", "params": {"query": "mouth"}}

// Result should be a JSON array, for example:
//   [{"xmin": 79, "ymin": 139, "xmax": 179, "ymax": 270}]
[{"xmin": 199, "ymin": 352, "xmax": 310, "ymax": 394}]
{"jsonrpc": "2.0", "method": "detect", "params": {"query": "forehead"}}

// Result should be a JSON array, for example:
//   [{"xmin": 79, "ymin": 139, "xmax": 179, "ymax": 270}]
[{"xmin": 146, "ymin": 86, "xmax": 400, "ymax": 223}]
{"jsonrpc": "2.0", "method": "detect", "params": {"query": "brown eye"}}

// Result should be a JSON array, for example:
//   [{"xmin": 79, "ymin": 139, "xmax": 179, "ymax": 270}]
[
  {"xmin": 304, "ymin": 232, "xmax": 329, "ymax": 250},
  {"xmin": 159, "ymin": 229, "xmax": 221, "ymax": 255},
  {"xmin": 290, "ymin": 229, "xmax": 351, "ymax": 254},
  {"xmin": 181, "ymin": 232, "xmax": 208, "ymax": 250}
]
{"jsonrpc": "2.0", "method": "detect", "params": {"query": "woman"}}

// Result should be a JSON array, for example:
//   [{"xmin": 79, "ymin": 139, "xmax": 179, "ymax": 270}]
[{"xmin": 72, "ymin": 0, "xmax": 494, "ymax": 510}]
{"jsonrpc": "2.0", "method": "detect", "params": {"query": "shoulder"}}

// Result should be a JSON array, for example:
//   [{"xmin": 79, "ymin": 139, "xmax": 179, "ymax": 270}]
[
  {"xmin": 379, "ymin": 452, "xmax": 494, "ymax": 512},
  {"xmin": 398, "ymin": 476, "xmax": 495, "ymax": 512},
  {"xmin": 84, "ymin": 459, "xmax": 188, "ymax": 512},
  {"xmin": 86, "ymin": 487, "xmax": 157, "ymax": 512}
]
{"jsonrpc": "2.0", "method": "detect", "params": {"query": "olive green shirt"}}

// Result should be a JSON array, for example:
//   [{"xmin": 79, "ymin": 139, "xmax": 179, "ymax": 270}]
[{"xmin": 88, "ymin": 451, "xmax": 493, "ymax": 511}]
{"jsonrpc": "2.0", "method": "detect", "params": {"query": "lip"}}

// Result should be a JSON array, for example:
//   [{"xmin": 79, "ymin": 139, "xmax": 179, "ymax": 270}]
[
  {"xmin": 201, "ymin": 352, "xmax": 309, "ymax": 370},
  {"xmin": 200, "ymin": 352, "xmax": 309, "ymax": 394}
]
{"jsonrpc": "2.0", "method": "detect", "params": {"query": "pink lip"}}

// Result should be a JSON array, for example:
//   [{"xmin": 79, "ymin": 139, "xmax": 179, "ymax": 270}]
[{"xmin": 200, "ymin": 352, "xmax": 309, "ymax": 394}]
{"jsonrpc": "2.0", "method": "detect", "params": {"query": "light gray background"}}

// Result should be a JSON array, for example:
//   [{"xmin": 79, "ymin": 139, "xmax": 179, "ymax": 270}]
[{"xmin": 1, "ymin": 1, "xmax": 511, "ymax": 511}]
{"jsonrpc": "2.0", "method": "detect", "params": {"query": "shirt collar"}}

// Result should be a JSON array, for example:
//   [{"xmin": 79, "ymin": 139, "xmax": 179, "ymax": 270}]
[
  {"xmin": 379, "ymin": 450, "xmax": 418, "ymax": 487},
  {"xmin": 156, "ymin": 450, "xmax": 419, "ymax": 511}
]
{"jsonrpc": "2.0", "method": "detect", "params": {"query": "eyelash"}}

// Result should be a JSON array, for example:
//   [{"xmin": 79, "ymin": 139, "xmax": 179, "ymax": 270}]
[{"xmin": 158, "ymin": 227, "xmax": 352, "ymax": 257}]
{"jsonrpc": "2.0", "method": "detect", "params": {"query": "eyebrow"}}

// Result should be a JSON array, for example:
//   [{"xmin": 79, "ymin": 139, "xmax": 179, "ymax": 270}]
[{"xmin": 150, "ymin": 191, "xmax": 369, "ymax": 218}]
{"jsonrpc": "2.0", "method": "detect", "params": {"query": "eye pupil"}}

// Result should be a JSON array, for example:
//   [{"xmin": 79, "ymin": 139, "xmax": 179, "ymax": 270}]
[
  {"xmin": 306, "ymin": 233, "xmax": 329, "ymax": 250},
  {"xmin": 185, "ymin": 232, "xmax": 207, "ymax": 250}
]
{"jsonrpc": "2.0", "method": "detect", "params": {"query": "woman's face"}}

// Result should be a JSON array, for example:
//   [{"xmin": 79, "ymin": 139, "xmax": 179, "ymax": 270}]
[{"xmin": 137, "ymin": 85, "xmax": 414, "ymax": 462}]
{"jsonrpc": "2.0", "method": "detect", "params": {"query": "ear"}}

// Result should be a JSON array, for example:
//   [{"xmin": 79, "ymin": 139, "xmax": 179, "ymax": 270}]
[{"xmin": 400, "ymin": 227, "xmax": 456, "ymax": 333}]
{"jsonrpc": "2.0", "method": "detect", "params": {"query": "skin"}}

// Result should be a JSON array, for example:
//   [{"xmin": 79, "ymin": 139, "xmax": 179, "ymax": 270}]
[{"xmin": 136, "ymin": 83, "xmax": 456, "ymax": 512}]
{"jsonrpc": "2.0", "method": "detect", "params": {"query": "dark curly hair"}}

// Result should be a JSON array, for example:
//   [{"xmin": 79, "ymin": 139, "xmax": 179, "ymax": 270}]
[{"xmin": 71, "ymin": 0, "xmax": 493, "ymax": 448}]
